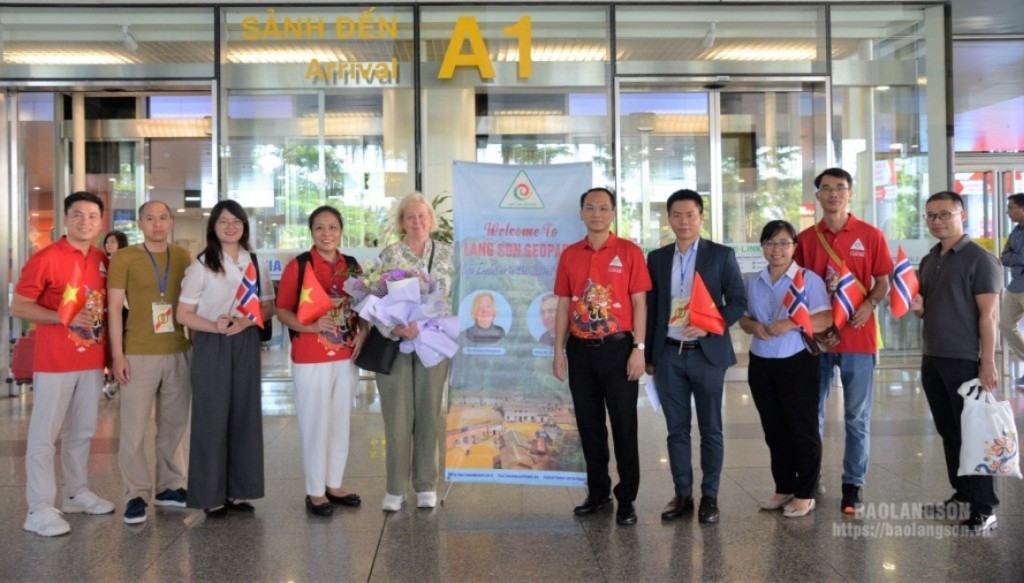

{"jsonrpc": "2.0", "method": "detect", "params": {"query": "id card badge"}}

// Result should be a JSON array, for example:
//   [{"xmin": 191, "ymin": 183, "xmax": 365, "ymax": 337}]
[
  {"xmin": 152, "ymin": 302, "xmax": 175, "ymax": 334},
  {"xmin": 668, "ymin": 296, "xmax": 690, "ymax": 328}
]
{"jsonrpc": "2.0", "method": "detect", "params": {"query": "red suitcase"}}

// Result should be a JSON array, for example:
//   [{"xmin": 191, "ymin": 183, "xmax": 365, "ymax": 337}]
[{"xmin": 10, "ymin": 331, "xmax": 36, "ymax": 385}]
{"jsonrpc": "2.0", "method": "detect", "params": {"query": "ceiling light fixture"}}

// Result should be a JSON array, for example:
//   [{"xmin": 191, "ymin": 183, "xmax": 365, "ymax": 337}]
[
  {"xmin": 122, "ymin": 25, "xmax": 139, "ymax": 52},
  {"xmin": 702, "ymin": 22, "xmax": 717, "ymax": 50}
]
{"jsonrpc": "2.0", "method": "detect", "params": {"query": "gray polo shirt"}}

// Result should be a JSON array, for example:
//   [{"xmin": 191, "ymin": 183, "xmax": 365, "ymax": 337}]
[{"xmin": 920, "ymin": 235, "xmax": 1002, "ymax": 361}]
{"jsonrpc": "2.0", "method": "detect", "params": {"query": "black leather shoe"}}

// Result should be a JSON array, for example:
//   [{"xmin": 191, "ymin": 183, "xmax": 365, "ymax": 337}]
[
  {"xmin": 616, "ymin": 502, "xmax": 637, "ymax": 525},
  {"xmin": 305, "ymin": 496, "xmax": 333, "ymax": 517},
  {"xmin": 661, "ymin": 495, "xmax": 695, "ymax": 521},
  {"xmin": 573, "ymin": 494, "xmax": 612, "ymax": 516},
  {"xmin": 225, "ymin": 499, "xmax": 255, "ymax": 513},
  {"xmin": 698, "ymin": 496, "xmax": 719, "ymax": 524},
  {"xmin": 203, "ymin": 506, "xmax": 227, "ymax": 518},
  {"xmin": 325, "ymin": 491, "xmax": 362, "ymax": 508}
]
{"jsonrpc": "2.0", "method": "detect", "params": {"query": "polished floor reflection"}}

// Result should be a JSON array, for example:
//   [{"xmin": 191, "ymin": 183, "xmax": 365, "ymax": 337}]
[{"xmin": 1, "ymin": 363, "xmax": 1023, "ymax": 582}]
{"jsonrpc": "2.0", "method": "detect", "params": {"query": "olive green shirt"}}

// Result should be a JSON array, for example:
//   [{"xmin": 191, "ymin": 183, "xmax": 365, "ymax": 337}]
[{"xmin": 107, "ymin": 243, "xmax": 192, "ymax": 355}]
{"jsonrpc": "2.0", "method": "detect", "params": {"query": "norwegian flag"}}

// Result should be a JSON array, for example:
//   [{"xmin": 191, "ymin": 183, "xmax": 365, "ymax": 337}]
[
  {"xmin": 832, "ymin": 263, "xmax": 866, "ymax": 330},
  {"xmin": 783, "ymin": 269, "xmax": 813, "ymax": 335},
  {"xmin": 235, "ymin": 262, "xmax": 265, "ymax": 328},
  {"xmin": 890, "ymin": 246, "xmax": 919, "ymax": 319}
]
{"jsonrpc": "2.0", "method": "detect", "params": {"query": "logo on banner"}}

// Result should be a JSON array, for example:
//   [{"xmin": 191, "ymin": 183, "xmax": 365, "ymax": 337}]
[{"xmin": 499, "ymin": 171, "xmax": 545, "ymax": 209}]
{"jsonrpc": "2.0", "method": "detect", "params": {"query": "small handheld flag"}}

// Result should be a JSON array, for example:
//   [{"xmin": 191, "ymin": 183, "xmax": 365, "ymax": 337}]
[
  {"xmin": 296, "ymin": 263, "xmax": 334, "ymax": 326},
  {"xmin": 235, "ymin": 262, "xmax": 264, "ymax": 328},
  {"xmin": 783, "ymin": 269, "xmax": 813, "ymax": 335},
  {"xmin": 890, "ymin": 246, "xmax": 919, "ymax": 319},
  {"xmin": 832, "ymin": 263, "xmax": 866, "ymax": 330},
  {"xmin": 688, "ymin": 273, "xmax": 726, "ymax": 335},
  {"xmin": 58, "ymin": 262, "xmax": 86, "ymax": 327}
]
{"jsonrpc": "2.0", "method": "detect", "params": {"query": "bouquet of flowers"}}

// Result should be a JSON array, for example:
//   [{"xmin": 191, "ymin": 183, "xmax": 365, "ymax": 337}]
[{"xmin": 343, "ymin": 258, "xmax": 459, "ymax": 368}]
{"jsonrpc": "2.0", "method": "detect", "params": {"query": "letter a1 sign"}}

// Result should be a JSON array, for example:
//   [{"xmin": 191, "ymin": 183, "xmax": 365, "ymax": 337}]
[{"xmin": 499, "ymin": 171, "xmax": 544, "ymax": 209}]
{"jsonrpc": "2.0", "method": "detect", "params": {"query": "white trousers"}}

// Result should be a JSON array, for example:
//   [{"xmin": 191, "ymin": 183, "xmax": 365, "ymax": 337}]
[
  {"xmin": 26, "ymin": 370, "xmax": 103, "ymax": 512},
  {"xmin": 292, "ymin": 359, "xmax": 358, "ymax": 497}
]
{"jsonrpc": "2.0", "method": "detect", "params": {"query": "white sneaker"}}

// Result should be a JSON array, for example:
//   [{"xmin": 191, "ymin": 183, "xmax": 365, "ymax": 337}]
[
  {"xmin": 382, "ymin": 493, "xmax": 405, "ymax": 512},
  {"xmin": 23, "ymin": 507, "xmax": 71, "ymax": 537},
  {"xmin": 417, "ymin": 491, "xmax": 437, "ymax": 508},
  {"xmin": 62, "ymin": 490, "xmax": 115, "ymax": 515}
]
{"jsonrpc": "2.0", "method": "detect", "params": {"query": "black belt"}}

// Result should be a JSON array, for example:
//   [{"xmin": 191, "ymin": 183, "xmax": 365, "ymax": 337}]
[
  {"xmin": 571, "ymin": 332, "xmax": 630, "ymax": 347},
  {"xmin": 666, "ymin": 338, "xmax": 700, "ymax": 350}
]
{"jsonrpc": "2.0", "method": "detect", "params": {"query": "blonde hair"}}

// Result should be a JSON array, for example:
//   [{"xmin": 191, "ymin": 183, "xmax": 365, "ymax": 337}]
[
  {"xmin": 471, "ymin": 292, "xmax": 498, "ymax": 321},
  {"xmin": 395, "ymin": 191, "xmax": 438, "ymax": 235}
]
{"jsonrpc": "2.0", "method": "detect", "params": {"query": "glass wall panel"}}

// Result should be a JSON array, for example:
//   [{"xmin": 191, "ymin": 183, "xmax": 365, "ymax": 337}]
[
  {"xmin": 18, "ymin": 93, "xmax": 57, "ymax": 256},
  {"xmin": 420, "ymin": 5, "xmax": 611, "ymax": 199},
  {"xmin": 831, "ymin": 5, "xmax": 948, "ymax": 353},
  {"xmin": 0, "ymin": 7, "xmax": 214, "ymax": 79},
  {"xmin": 953, "ymin": 40, "xmax": 1024, "ymax": 153},
  {"xmin": 616, "ymin": 5, "xmax": 827, "ymax": 76}
]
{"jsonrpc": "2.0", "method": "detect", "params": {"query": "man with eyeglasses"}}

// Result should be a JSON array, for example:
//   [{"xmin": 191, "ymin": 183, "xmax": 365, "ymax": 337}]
[
  {"xmin": 644, "ymin": 189, "xmax": 746, "ymax": 524},
  {"xmin": 910, "ymin": 191, "xmax": 1000, "ymax": 533},
  {"xmin": 793, "ymin": 167, "xmax": 893, "ymax": 515},
  {"xmin": 552, "ymin": 187, "xmax": 651, "ymax": 526},
  {"xmin": 999, "ymin": 193, "xmax": 1024, "ymax": 386}
]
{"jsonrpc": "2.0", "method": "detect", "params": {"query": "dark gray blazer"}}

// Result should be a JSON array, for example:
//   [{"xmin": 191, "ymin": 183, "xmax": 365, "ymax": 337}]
[{"xmin": 644, "ymin": 239, "xmax": 747, "ymax": 369}]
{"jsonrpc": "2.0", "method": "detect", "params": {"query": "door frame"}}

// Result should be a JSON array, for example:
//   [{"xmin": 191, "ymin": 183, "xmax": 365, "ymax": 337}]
[{"xmin": 612, "ymin": 75, "xmax": 832, "ymax": 243}]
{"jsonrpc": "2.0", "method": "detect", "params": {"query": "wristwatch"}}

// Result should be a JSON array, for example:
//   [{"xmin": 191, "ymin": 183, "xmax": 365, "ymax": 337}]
[{"xmin": 633, "ymin": 342, "xmax": 645, "ymax": 350}]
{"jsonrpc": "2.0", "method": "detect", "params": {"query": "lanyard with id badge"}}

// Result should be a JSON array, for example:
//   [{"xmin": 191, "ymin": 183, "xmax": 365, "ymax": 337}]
[
  {"xmin": 143, "ymin": 244, "xmax": 175, "ymax": 334},
  {"xmin": 668, "ymin": 247, "xmax": 695, "ymax": 343}
]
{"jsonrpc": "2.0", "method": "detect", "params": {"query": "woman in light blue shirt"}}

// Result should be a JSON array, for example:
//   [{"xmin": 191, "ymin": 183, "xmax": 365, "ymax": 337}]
[{"xmin": 739, "ymin": 220, "xmax": 831, "ymax": 518}]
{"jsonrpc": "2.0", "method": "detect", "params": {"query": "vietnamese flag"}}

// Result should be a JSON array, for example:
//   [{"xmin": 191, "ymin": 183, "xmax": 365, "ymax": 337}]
[
  {"xmin": 890, "ymin": 246, "xmax": 920, "ymax": 319},
  {"xmin": 688, "ymin": 272, "xmax": 726, "ymax": 335},
  {"xmin": 57, "ymin": 262, "xmax": 86, "ymax": 326},
  {"xmin": 296, "ymin": 263, "xmax": 334, "ymax": 326}
]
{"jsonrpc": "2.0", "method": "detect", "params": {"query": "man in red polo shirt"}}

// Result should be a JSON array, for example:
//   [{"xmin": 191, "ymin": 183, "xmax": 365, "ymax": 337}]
[
  {"xmin": 552, "ymin": 187, "xmax": 651, "ymax": 526},
  {"xmin": 12, "ymin": 191, "xmax": 115, "ymax": 537},
  {"xmin": 793, "ymin": 168, "xmax": 893, "ymax": 515}
]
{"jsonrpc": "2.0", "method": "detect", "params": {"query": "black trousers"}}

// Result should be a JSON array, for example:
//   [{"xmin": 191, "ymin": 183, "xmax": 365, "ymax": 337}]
[
  {"xmin": 566, "ymin": 334, "xmax": 639, "ymax": 503},
  {"xmin": 920, "ymin": 356, "xmax": 999, "ymax": 515},
  {"xmin": 748, "ymin": 351, "xmax": 822, "ymax": 499}
]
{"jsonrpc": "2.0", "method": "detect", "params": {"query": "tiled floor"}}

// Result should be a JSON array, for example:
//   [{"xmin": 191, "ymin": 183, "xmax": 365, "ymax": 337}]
[{"xmin": 2, "ymin": 363, "xmax": 1024, "ymax": 582}]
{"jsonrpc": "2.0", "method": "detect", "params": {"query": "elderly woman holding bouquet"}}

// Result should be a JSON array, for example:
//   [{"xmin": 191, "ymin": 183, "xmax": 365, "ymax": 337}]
[
  {"xmin": 374, "ymin": 192, "xmax": 455, "ymax": 512},
  {"xmin": 276, "ymin": 205, "xmax": 367, "ymax": 517}
]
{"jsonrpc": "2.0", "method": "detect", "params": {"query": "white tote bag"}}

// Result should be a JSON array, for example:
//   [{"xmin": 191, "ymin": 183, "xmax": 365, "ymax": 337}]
[{"xmin": 956, "ymin": 379, "xmax": 1022, "ymax": 478}]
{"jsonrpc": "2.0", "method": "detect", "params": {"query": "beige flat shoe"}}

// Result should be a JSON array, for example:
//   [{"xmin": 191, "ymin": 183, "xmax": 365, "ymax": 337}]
[{"xmin": 783, "ymin": 498, "xmax": 816, "ymax": 518}]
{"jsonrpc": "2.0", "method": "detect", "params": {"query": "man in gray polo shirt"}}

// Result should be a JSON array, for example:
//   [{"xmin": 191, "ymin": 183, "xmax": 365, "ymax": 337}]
[
  {"xmin": 999, "ymin": 193, "xmax": 1024, "ymax": 386},
  {"xmin": 910, "ymin": 190, "xmax": 1000, "ymax": 534}
]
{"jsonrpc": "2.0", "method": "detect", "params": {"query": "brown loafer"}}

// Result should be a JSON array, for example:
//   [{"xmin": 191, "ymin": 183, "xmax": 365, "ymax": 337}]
[{"xmin": 661, "ymin": 495, "xmax": 695, "ymax": 521}]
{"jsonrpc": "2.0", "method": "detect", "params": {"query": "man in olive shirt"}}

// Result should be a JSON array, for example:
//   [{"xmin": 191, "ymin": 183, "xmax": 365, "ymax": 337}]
[
  {"xmin": 910, "ymin": 191, "xmax": 1001, "ymax": 533},
  {"xmin": 108, "ymin": 201, "xmax": 193, "ymax": 524}
]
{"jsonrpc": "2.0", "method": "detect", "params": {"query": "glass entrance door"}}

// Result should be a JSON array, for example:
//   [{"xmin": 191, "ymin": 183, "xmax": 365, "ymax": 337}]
[{"xmin": 616, "ymin": 79, "xmax": 827, "ymax": 252}]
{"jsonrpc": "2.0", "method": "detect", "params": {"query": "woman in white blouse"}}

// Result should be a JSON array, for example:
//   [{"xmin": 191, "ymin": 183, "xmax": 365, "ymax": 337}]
[{"xmin": 176, "ymin": 200, "xmax": 275, "ymax": 516}]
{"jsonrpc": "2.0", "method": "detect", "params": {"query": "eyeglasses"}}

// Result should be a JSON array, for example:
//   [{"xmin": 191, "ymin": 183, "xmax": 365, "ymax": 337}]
[
  {"xmin": 816, "ymin": 186, "xmax": 850, "ymax": 195},
  {"xmin": 582, "ymin": 205, "xmax": 614, "ymax": 214},
  {"xmin": 922, "ymin": 210, "xmax": 961, "ymax": 222},
  {"xmin": 216, "ymin": 218, "xmax": 244, "ymax": 228},
  {"xmin": 762, "ymin": 241, "xmax": 795, "ymax": 249}
]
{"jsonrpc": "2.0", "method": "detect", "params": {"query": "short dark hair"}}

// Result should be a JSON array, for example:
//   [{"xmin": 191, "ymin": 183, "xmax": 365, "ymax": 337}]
[
  {"xmin": 64, "ymin": 191, "xmax": 104, "ymax": 215},
  {"xmin": 308, "ymin": 205, "xmax": 344, "ymax": 231},
  {"xmin": 104, "ymin": 230, "xmax": 129, "ymax": 249},
  {"xmin": 666, "ymin": 189, "xmax": 704, "ymax": 214},
  {"xmin": 926, "ymin": 191, "xmax": 965, "ymax": 208},
  {"xmin": 1009, "ymin": 193, "xmax": 1024, "ymax": 208},
  {"xmin": 814, "ymin": 168, "xmax": 853, "ymax": 189},
  {"xmin": 138, "ymin": 200, "xmax": 172, "ymax": 216},
  {"xmin": 759, "ymin": 220, "xmax": 798, "ymax": 245},
  {"xmin": 580, "ymin": 187, "xmax": 615, "ymax": 209}
]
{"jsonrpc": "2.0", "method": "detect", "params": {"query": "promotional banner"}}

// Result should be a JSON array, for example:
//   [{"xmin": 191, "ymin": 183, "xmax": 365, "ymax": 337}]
[{"xmin": 446, "ymin": 161, "xmax": 591, "ymax": 486}]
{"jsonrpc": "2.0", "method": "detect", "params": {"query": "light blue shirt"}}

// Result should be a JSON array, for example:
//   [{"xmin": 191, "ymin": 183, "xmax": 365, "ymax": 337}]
[
  {"xmin": 1002, "ymin": 223, "xmax": 1024, "ymax": 293},
  {"xmin": 668, "ymin": 239, "xmax": 698, "ymax": 341},
  {"xmin": 745, "ymin": 262, "xmax": 829, "ymax": 359}
]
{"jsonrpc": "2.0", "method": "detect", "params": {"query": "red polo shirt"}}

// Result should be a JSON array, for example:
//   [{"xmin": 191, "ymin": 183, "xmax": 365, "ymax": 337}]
[
  {"xmin": 554, "ymin": 232, "xmax": 652, "ymax": 340},
  {"xmin": 15, "ymin": 237, "xmax": 109, "ymax": 372},
  {"xmin": 276, "ymin": 248, "xmax": 361, "ymax": 364},
  {"xmin": 794, "ymin": 214, "xmax": 893, "ymax": 354}
]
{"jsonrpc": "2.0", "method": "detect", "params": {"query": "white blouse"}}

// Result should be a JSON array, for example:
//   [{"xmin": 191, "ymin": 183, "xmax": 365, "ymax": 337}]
[{"xmin": 179, "ymin": 251, "xmax": 275, "ymax": 322}]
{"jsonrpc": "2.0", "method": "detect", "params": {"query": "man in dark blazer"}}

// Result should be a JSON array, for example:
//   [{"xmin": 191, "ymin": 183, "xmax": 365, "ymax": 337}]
[{"xmin": 644, "ymin": 189, "xmax": 746, "ymax": 524}]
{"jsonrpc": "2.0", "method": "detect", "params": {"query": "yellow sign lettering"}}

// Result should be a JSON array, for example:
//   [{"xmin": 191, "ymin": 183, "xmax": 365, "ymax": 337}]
[
  {"xmin": 438, "ymin": 17, "xmax": 495, "ymax": 80},
  {"xmin": 503, "ymin": 16, "xmax": 532, "ymax": 78}
]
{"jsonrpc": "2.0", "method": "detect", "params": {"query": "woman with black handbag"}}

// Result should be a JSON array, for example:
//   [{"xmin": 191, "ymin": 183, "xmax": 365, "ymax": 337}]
[
  {"xmin": 374, "ymin": 192, "xmax": 455, "ymax": 512},
  {"xmin": 177, "ymin": 200, "xmax": 275, "ymax": 516},
  {"xmin": 738, "ymin": 220, "xmax": 831, "ymax": 518},
  {"xmin": 276, "ymin": 205, "xmax": 367, "ymax": 517}
]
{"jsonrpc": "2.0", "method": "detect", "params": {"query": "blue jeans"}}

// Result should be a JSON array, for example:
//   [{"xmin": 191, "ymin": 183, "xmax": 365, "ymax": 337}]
[
  {"xmin": 817, "ymin": 352, "xmax": 876, "ymax": 486},
  {"xmin": 654, "ymin": 345, "xmax": 726, "ymax": 498}
]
